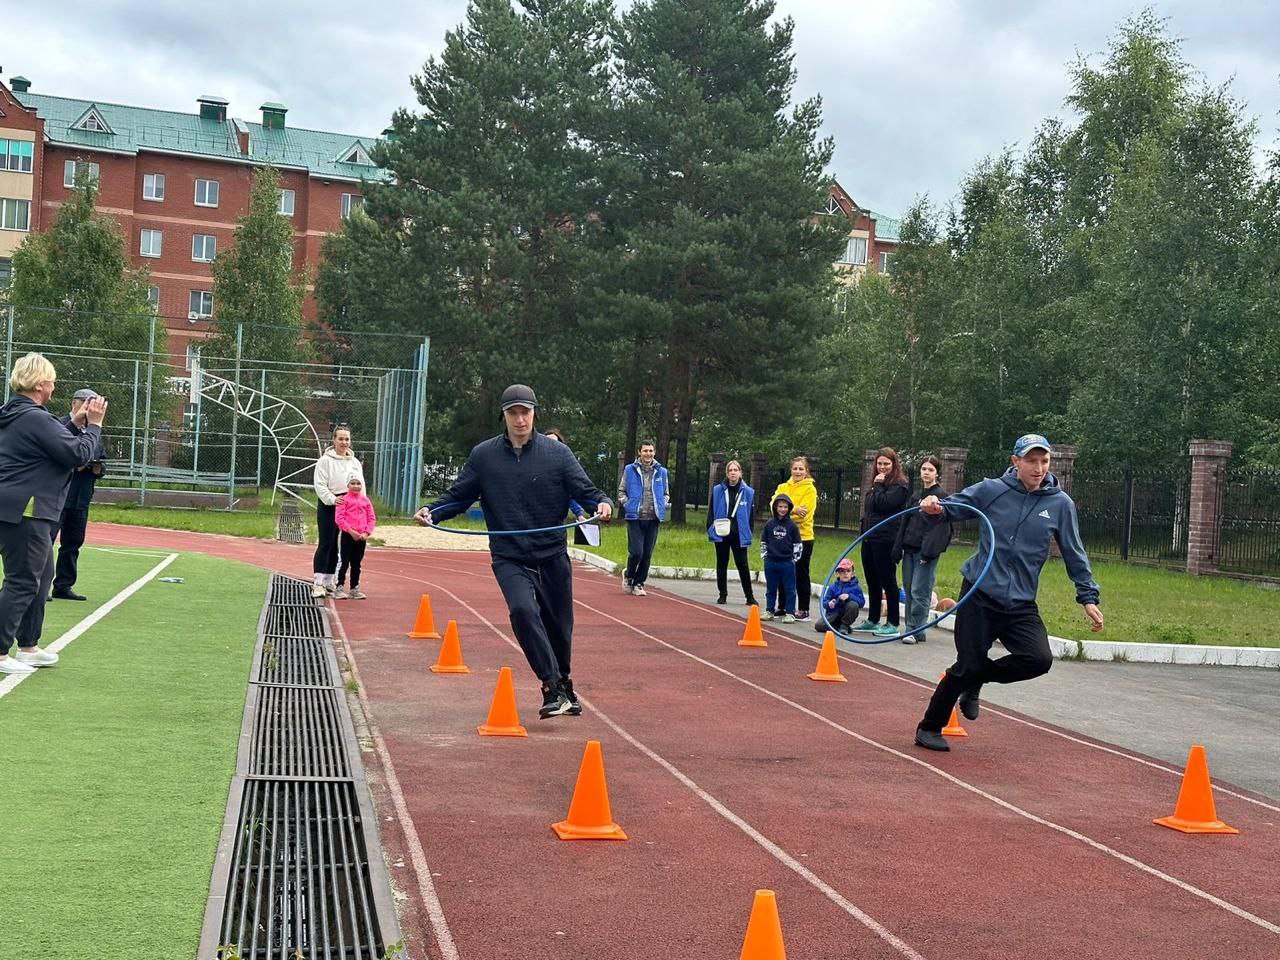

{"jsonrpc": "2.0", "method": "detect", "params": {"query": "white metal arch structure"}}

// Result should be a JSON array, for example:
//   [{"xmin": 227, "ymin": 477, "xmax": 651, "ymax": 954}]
[{"xmin": 192, "ymin": 362, "xmax": 324, "ymax": 506}]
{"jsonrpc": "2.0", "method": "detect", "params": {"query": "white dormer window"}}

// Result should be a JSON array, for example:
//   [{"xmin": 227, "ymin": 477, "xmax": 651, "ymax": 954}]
[
  {"xmin": 823, "ymin": 196, "xmax": 842, "ymax": 216},
  {"xmin": 337, "ymin": 142, "xmax": 373, "ymax": 166},
  {"xmin": 71, "ymin": 106, "xmax": 114, "ymax": 135}
]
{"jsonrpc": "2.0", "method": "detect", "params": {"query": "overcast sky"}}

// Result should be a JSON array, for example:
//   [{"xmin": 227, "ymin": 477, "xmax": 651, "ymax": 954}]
[{"xmin": 8, "ymin": 1, "xmax": 1278, "ymax": 216}]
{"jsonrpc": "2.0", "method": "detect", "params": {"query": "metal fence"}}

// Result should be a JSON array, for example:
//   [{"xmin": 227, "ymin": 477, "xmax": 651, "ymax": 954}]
[
  {"xmin": 1220, "ymin": 466, "xmax": 1280, "ymax": 577},
  {"xmin": 3, "ymin": 305, "xmax": 430, "ymax": 514},
  {"xmin": 1070, "ymin": 467, "xmax": 1189, "ymax": 565}
]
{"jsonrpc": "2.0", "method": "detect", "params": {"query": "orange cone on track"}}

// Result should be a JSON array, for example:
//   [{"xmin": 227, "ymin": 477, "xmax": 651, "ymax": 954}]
[
  {"xmin": 407, "ymin": 594, "xmax": 442, "ymax": 639},
  {"xmin": 1154, "ymin": 745, "xmax": 1238, "ymax": 835},
  {"xmin": 942, "ymin": 706, "xmax": 968, "ymax": 738},
  {"xmin": 807, "ymin": 631, "xmax": 847, "ymax": 682},
  {"xmin": 477, "ymin": 667, "xmax": 527, "ymax": 737},
  {"xmin": 430, "ymin": 620, "xmax": 470, "ymax": 674},
  {"xmin": 552, "ymin": 740, "xmax": 627, "ymax": 840},
  {"xmin": 739, "ymin": 889, "xmax": 787, "ymax": 960},
  {"xmin": 739, "ymin": 604, "xmax": 767, "ymax": 647}
]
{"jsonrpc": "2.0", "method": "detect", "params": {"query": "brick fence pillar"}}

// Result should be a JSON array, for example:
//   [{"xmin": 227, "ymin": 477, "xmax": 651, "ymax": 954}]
[
  {"xmin": 708, "ymin": 451, "xmax": 727, "ymax": 508},
  {"xmin": 1052, "ymin": 443, "xmax": 1079, "ymax": 496},
  {"xmin": 749, "ymin": 452, "xmax": 768, "ymax": 518},
  {"xmin": 939, "ymin": 447, "xmax": 968, "ymax": 495},
  {"xmin": 859, "ymin": 449, "xmax": 879, "ymax": 524},
  {"xmin": 616, "ymin": 451, "xmax": 628, "ymax": 491},
  {"xmin": 1187, "ymin": 440, "xmax": 1232, "ymax": 576}
]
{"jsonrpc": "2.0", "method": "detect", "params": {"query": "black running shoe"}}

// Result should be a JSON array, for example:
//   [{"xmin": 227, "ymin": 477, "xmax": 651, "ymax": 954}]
[
  {"xmin": 561, "ymin": 677, "xmax": 582, "ymax": 716},
  {"xmin": 958, "ymin": 688, "xmax": 980, "ymax": 721},
  {"xmin": 914, "ymin": 727, "xmax": 950, "ymax": 752},
  {"xmin": 539, "ymin": 681, "xmax": 573, "ymax": 719}
]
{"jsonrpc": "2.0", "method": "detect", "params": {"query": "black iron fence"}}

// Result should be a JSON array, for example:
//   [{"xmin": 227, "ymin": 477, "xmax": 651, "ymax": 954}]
[
  {"xmin": 1071, "ymin": 467, "xmax": 1189, "ymax": 565},
  {"xmin": 1220, "ymin": 467, "xmax": 1280, "ymax": 577}
]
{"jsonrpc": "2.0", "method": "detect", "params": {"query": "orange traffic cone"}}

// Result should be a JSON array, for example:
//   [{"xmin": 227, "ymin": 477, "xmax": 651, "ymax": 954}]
[
  {"xmin": 407, "ymin": 594, "xmax": 441, "ymax": 639},
  {"xmin": 552, "ymin": 740, "xmax": 627, "ymax": 840},
  {"xmin": 739, "ymin": 604, "xmax": 767, "ymax": 647},
  {"xmin": 739, "ymin": 889, "xmax": 787, "ymax": 960},
  {"xmin": 1154, "ymin": 745, "xmax": 1238, "ymax": 834},
  {"xmin": 477, "ymin": 667, "xmax": 527, "ymax": 737},
  {"xmin": 942, "ymin": 706, "xmax": 968, "ymax": 738},
  {"xmin": 807, "ymin": 631, "xmax": 847, "ymax": 682},
  {"xmin": 430, "ymin": 620, "xmax": 470, "ymax": 674}
]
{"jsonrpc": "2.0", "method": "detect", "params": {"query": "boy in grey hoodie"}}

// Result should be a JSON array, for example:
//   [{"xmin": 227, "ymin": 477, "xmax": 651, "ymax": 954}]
[{"xmin": 913, "ymin": 434, "xmax": 1103, "ymax": 752}]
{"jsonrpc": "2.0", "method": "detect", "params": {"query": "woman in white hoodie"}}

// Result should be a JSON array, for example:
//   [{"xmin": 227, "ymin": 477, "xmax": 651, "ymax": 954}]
[{"xmin": 311, "ymin": 427, "xmax": 365, "ymax": 598}]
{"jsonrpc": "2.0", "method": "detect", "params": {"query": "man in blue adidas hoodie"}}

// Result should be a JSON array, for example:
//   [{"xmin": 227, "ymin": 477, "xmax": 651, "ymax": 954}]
[{"xmin": 913, "ymin": 433, "xmax": 1103, "ymax": 752}]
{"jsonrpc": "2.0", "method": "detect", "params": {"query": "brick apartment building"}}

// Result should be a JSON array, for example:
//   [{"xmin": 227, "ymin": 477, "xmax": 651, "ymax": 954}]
[
  {"xmin": 825, "ymin": 179, "xmax": 899, "ymax": 278},
  {"xmin": 0, "ymin": 73, "xmax": 389, "ymax": 368}
]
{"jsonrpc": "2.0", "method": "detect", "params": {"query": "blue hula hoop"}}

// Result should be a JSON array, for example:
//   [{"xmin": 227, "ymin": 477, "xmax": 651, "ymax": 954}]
[
  {"xmin": 818, "ymin": 500, "xmax": 994, "ymax": 645},
  {"xmin": 424, "ymin": 507, "xmax": 605, "ymax": 537}
]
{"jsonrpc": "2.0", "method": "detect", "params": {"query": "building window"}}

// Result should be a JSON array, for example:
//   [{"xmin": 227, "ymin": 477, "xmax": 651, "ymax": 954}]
[
  {"xmin": 278, "ymin": 188, "xmax": 295, "ymax": 217},
  {"xmin": 185, "ymin": 343, "xmax": 201, "ymax": 372},
  {"xmin": 0, "ymin": 258, "xmax": 11, "ymax": 288},
  {"xmin": 189, "ymin": 290, "xmax": 213, "ymax": 319},
  {"xmin": 879, "ymin": 252, "xmax": 893, "ymax": 274},
  {"xmin": 195, "ymin": 179, "xmax": 220, "ymax": 207},
  {"xmin": 0, "ymin": 139, "xmax": 34, "ymax": 173},
  {"xmin": 0, "ymin": 199, "xmax": 31, "ymax": 231},
  {"xmin": 839, "ymin": 236, "xmax": 868, "ymax": 265},
  {"xmin": 341, "ymin": 193, "xmax": 364, "ymax": 218},
  {"xmin": 823, "ymin": 196, "xmax": 842, "ymax": 216},
  {"xmin": 140, "ymin": 228, "xmax": 163, "ymax": 258},
  {"xmin": 147, "ymin": 286, "xmax": 161, "ymax": 310},
  {"xmin": 63, "ymin": 160, "xmax": 100, "ymax": 188},
  {"xmin": 143, "ymin": 173, "xmax": 166, "ymax": 201},
  {"xmin": 191, "ymin": 234, "xmax": 217, "ymax": 262}
]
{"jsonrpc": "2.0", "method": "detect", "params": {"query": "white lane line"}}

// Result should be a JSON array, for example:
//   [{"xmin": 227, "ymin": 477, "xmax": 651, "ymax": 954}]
[
  {"xmin": 86, "ymin": 545, "xmax": 179, "ymax": 558},
  {"xmin": 328, "ymin": 603, "xmax": 460, "ymax": 960},
  {"xmin": 573, "ymin": 597, "xmax": 1280, "ymax": 938},
  {"xmin": 372, "ymin": 566, "xmax": 929, "ymax": 960},
  {"xmin": 0, "ymin": 552, "xmax": 178, "ymax": 701}
]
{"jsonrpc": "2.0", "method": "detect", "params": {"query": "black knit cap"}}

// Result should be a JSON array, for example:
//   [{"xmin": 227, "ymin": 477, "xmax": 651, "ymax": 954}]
[{"xmin": 499, "ymin": 384, "xmax": 538, "ymax": 411}]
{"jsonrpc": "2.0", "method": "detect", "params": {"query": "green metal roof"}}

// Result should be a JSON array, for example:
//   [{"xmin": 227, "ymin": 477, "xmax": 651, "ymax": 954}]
[
  {"xmin": 15, "ymin": 90, "xmax": 390, "ymax": 183},
  {"xmin": 868, "ymin": 210, "xmax": 901, "ymax": 243}
]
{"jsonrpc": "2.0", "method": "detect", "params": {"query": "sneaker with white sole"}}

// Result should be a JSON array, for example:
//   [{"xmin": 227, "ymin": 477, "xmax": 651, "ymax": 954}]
[
  {"xmin": 0, "ymin": 656, "xmax": 37, "ymax": 675},
  {"xmin": 311, "ymin": 583, "xmax": 326, "ymax": 599},
  {"xmin": 782, "ymin": 614, "xmax": 796, "ymax": 624},
  {"xmin": 538, "ymin": 681, "xmax": 573, "ymax": 719},
  {"xmin": 333, "ymin": 587, "xmax": 348, "ymax": 599},
  {"xmin": 850, "ymin": 619, "xmax": 879, "ymax": 632},
  {"xmin": 15, "ymin": 648, "xmax": 58, "ymax": 667},
  {"xmin": 349, "ymin": 587, "xmax": 366, "ymax": 600},
  {"xmin": 632, "ymin": 584, "xmax": 647, "ymax": 597},
  {"xmin": 873, "ymin": 623, "xmax": 899, "ymax": 638},
  {"xmin": 762, "ymin": 611, "xmax": 775, "ymax": 621},
  {"xmin": 622, "ymin": 573, "xmax": 634, "ymax": 594}
]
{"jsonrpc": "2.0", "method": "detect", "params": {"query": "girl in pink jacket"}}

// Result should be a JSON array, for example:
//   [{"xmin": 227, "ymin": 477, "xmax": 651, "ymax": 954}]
[{"xmin": 335, "ymin": 475, "xmax": 377, "ymax": 599}]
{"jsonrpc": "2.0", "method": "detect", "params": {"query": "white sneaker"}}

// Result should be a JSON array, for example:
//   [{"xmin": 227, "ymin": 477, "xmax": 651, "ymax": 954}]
[
  {"xmin": 15, "ymin": 648, "xmax": 58, "ymax": 667},
  {"xmin": 349, "ymin": 588, "xmax": 366, "ymax": 600},
  {"xmin": 622, "ymin": 573, "xmax": 634, "ymax": 595},
  {"xmin": 333, "ymin": 587, "xmax": 348, "ymax": 599},
  {"xmin": 310, "ymin": 583, "xmax": 326, "ymax": 599},
  {"xmin": 0, "ymin": 656, "xmax": 37, "ymax": 675},
  {"xmin": 632, "ymin": 584, "xmax": 647, "ymax": 597}
]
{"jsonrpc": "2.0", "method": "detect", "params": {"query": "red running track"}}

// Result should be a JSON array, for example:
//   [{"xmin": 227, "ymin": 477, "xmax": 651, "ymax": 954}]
[{"xmin": 90, "ymin": 525, "xmax": 1280, "ymax": 960}]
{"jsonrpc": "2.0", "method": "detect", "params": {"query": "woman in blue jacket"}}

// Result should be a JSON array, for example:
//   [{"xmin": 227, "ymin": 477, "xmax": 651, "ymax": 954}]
[{"xmin": 707, "ymin": 459, "xmax": 757, "ymax": 606}]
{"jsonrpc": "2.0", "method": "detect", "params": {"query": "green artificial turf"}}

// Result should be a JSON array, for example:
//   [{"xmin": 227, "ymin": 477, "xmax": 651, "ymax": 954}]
[{"xmin": 0, "ymin": 549, "xmax": 265, "ymax": 960}]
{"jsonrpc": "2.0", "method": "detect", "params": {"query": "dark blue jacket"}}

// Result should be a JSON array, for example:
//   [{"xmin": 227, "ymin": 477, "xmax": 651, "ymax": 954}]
[
  {"xmin": 821, "ymin": 576, "xmax": 866, "ymax": 620},
  {"xmin": 426, "ymin": 431, "xmax": 613, "ymax": 563},
  {"xmin": 0, "ymin": 396, "xmax": 102, "ymax": 522},
  {"xmin": 60, "ymin": 414, "xmax": 107, "ymax": 511},
  {"xmin": 707, "ymin": 480, "xmax": 754, "ymax": 546},
  {"xmin": 943, "ymin": 468, "xmax": 1099, "ymax": 607},
  {"xmin": 761, "ymin": 495, "xmax": 801, "ymax": 562}
]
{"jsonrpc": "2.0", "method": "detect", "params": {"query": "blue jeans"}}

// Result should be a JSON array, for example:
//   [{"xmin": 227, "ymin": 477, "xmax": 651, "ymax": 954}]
[
  {"xmin": 764, "ymin": 559, "xmax": 796, "ymax": 615},
  {"xmin": 901, "ymin": 550, "xmax": 940, "ymax": 641}
]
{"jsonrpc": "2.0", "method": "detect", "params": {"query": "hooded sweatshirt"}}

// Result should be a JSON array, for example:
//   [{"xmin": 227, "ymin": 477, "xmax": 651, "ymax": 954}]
[
  {"xmin": 336, "ymin": 489, "xmax": 377, "ymax": 537},
  {"xmin": 313, "ymin": 447, "xmax": 365, "ymax": 506},
  {"xmin": 771, "ymin": 476, "xmax": 817, "ymax": 541},
  {"xmin": 0, "ymin": 395, "xmax": 103, "ymax": 522},
  {"xmin": 761, "ymin": 494, "xmax": 802, "ymax": 562},
  {"xmin": 943, "ymin": 467, "xmax": 1099, "ymax": 607}
]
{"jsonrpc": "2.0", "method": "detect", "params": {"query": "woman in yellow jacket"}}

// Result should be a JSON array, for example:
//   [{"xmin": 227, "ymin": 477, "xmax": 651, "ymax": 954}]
[{"xmin": 772, "ymin": 456, "xmax": 818, "ymax": 620}]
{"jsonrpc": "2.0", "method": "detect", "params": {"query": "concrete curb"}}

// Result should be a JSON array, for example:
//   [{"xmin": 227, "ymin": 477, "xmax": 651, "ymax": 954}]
[{"xmin": 567, "ymin": 548, "xmax": 1280, "ymax": 670}]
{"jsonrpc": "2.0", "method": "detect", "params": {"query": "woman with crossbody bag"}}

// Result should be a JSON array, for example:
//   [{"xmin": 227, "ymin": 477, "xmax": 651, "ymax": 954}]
[{"xmin": 708, "ymin": 459, "xmax": 757, "ymax": 605}]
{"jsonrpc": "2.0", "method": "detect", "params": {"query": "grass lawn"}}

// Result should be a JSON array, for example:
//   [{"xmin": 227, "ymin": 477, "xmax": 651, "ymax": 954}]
[
  {"xmin": 93, "ymin": 502, "xmax": 278, "ymax": 538},
  {"xmin": 573, "ymin": 512, "xmax": 1280, "ymax": 649},
  {"xmin": 0, "ymin": 549, "xmax": 265, "ymax": 960}
]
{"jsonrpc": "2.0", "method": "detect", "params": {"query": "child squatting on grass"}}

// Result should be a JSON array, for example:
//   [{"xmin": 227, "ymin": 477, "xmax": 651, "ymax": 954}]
[
  {"xmin": 761, "ymin": 493, "xmax": 802, "ymax": 623},
  {"xmin": 334, "ymin": 475, "xmax": 376, "ymax": 600}
]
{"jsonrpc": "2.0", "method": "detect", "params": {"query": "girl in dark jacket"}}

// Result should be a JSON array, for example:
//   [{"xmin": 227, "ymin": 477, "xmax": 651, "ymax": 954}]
[
  {"xmin": 892, "ymin": 455, "xmax": 951, "ymax": 644},
  {"xmin": 852, "ymin": 447, "xmax": 911, "ymax": 638}
]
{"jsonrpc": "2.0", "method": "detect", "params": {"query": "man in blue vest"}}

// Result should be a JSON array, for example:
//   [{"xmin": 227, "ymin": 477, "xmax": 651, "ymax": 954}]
[
  {"xmin": 51, "ymin": 388, "xmax": 107, "ymax": 601},
  {"xmin": 617, "ymin": 440, "xmax": 669, "ymax": 597}
]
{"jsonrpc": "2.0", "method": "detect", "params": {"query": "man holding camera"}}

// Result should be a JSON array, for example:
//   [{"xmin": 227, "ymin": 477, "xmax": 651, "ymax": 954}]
[{"xmin": 50, "ymin": 388, "xmax": 107, "ymax": 602}]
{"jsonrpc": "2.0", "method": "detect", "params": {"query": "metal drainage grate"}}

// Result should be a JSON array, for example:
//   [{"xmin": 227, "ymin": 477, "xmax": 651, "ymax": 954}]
[
  {"xmin": 220, "ymin": 779, "xmax": 382, "ymax": 959},
  {"xmin": 201, "ymin": 575, "xmax": 399, "ymax": 959}
]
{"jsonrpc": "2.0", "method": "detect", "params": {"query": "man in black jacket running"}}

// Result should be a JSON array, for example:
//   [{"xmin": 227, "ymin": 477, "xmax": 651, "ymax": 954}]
[{"xmin": 415, "ymin": 385, "xmax": 614, "ymax": 718}]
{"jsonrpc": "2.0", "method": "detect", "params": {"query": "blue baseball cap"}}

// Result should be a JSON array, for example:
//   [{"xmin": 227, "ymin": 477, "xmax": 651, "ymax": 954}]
[{"xmin": 1012, "ymin": 433, "xmax": 1051, "ymax": 457}]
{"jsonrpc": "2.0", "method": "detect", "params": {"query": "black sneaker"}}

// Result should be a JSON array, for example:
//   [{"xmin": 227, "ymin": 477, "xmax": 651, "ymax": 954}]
[
  {"xmin": 539, "ymin": 681, "xmax": 573, "ymax": 719},
  {"xmin": 794, "ymin": 611, "xmax": 810, "ymax": 622},
  {"xmin": 914, "ymin": 727, "xmax": 950, "ymax": 752},
  {"xmin": 716, "ymin": 595, "xmax": 727, "ymax": 604},
  {"xmin": 562, "ymin": 677, "xmax": 582, "ymax": 716},
  {"xmin": 958, "ymin": 688, "xmax": 980, "ymax": 721}
]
